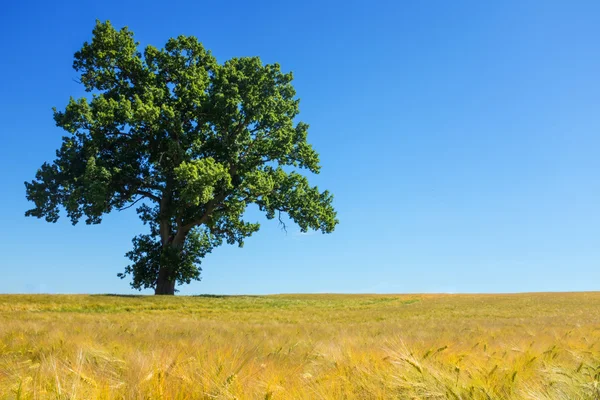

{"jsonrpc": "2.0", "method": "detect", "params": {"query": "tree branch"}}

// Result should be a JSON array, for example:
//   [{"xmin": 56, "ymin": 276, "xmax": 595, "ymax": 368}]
[
  {"xmin": 180, "ymin": 165, "xmax": 240, "ymax": 232},
  {"xmin": 181, "ymin": 193, "xmax": 227, "ymax": 232},
  {"xmin": 117, "ymin": 196, "xmax": 145, "ymax": 211},
  {"xmin": 135, "ymin": 190, "xmax": 161, "ymax": 203},
  {"xmin": 240, "ymin": 130, "xmax": 268, "ymax": 161},
  {"xmin": 278, "ymin": 210, "xmax": 288, "ymax": 234},
  {"xmin": 224, "ymin": 115, "xmax": 250, "ymax": 153}
]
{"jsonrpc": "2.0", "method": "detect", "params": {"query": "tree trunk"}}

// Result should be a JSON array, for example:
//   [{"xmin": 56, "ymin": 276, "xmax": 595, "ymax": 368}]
[
  {"xmin": 154, "ymin": 227, "xmax": 186, "ymax": 295},
  {"xmin": 155, "ymin": 267, "xmax": 175, "ymax": 295}
]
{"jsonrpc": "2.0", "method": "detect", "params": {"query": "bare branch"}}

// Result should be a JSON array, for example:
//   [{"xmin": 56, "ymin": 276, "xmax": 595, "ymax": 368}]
[
  {"xmin": 278, "ymin": 210, "xmax": 288, "ymax": 234},
  {"xmin": 114, "ymin": 131, "xmax": 138, "ymax": 139},
  {"xmin": 117, "ymin": 196, "xmax": 144, "ymax": 211},
  {"xmin": 135, "ymin": 190, "xmax": 161, "ymax": 203}
]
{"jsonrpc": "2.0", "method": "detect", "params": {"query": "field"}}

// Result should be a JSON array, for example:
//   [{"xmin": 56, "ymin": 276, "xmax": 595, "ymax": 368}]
[{"xmin": 1, "ymin": 293, "xmax": 600, "ymax": 399}]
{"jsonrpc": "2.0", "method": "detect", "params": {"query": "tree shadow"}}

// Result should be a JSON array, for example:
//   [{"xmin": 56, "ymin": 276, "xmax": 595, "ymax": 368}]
[
  {"xmin": 91, "ymin": 293, "xmax": 261, "ymax": 299},
  {"xmin": 191, "ymin": 294, "xmax": 263, "ymax": 298}
]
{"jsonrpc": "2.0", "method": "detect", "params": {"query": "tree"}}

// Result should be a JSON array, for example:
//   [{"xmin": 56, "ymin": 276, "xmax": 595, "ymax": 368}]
[{"xmin": 25, "ymin": 21, "xmax": 338, "ymax": 295}]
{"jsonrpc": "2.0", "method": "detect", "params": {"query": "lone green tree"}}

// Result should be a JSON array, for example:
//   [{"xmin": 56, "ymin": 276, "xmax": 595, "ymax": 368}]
[{"xmin": 25, "ymin": 21, "xmax": 338, "ymax": 295}]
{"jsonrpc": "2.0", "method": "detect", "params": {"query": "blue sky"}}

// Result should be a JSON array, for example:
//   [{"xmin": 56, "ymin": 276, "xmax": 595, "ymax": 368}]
[{"xmin": 1, "ymin": 1, "xmax": 600, "ymax": 294}]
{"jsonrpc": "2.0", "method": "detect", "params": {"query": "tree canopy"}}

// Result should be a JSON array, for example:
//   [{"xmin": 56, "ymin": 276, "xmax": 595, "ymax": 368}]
[{"xmin": 25, "ymin": 20, "xmax": 338, "ymax": 294}]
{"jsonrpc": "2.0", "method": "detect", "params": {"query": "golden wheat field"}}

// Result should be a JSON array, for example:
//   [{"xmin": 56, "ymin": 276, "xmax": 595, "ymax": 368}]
[{"xmin": 1, "ymin": 292, "xmax": 600, "ymax": 399}]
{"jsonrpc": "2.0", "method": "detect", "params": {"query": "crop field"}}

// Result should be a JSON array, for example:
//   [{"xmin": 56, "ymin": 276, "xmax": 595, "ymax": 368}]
[{"xmin": 1, "ymin": 293, "xmax": 600, "ymax": 399}]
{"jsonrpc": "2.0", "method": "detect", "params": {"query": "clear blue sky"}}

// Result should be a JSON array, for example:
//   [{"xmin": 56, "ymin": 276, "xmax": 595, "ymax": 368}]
[{"xmin": 1, "ymin": 1, "xmax": 599, "ymax": 295}]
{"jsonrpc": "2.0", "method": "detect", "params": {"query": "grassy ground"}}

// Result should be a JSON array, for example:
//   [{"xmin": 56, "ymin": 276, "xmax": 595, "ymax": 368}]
[{"xmin": 1, "ymin": 293, "xmax": 599, "ymax": 399}]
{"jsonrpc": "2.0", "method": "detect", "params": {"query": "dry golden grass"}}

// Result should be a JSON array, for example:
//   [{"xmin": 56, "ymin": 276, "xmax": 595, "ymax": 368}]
[{"xmin": 1, "ymin": 292, "xmax": 600, "ymax": 399}]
